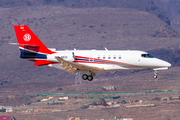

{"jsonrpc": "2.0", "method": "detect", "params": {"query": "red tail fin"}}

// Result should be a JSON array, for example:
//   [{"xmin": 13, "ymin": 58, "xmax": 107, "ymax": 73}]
[{"xmin": 14, "ymin": 25, "xmax": 55, "ymax": 54}]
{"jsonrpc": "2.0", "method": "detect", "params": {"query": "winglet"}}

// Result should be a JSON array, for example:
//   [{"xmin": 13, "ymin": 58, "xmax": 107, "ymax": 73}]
[{"xmin": 9, "ymin": 43, "xmax": 39, "ymax": 47}]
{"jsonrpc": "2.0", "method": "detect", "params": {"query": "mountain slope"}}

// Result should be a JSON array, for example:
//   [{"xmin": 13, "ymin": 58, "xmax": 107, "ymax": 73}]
[
  {"xmin": 0, "ymin": 6, "xmax": 179, "ymax": 85},
  {"xmin": 153, "ymin": 0, "xmax": 180, "ymax": 34},
  {"xmin": 0, "ymin": 0, "xmax": 171, "ymax": 26}
]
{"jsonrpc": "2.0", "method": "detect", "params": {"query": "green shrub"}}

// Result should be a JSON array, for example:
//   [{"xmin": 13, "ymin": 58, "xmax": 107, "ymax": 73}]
[
  {"xmin": 57, "ymin": 87, "xmax": 62, "ymax": 90},
  {"xmin": 120, "ymin": 100, "xmax": 127, "ymax": 104}
]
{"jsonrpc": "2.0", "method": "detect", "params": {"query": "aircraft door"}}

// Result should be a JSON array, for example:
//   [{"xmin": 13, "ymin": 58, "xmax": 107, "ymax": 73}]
[
  {"xmin": 89, "ymin": 54, "xmax": 94, "ymax": 62},
  {"xmin": 138, "ymin": 57, "xmax": 140, "ymax": 62},
  {"xmin": 138, "ymin": 54, "xmax": 141, "ymax": 62}
]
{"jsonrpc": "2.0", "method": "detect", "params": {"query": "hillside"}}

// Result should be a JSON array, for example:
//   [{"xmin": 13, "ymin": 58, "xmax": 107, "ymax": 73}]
[
  {"xmin": 0, "ymin": 0, "xmax": 180, "ymax": 103},
  {"xmin": 0, "ymin": 5, "xmax": 179, "ymax": 84},
  {"xmin": 1, "ymin": 1, "xmax": 180, "ymax": 120},
  {"xmin": 0, "ymin": 0, "xmax": 172, "ymax": 26},
  {"xmin": 153, "ymin": 0, "xmax": 180, "ymax": 34}
]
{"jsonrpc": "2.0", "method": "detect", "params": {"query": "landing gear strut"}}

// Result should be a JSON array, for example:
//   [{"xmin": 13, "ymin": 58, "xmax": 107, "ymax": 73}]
[
  {"xmin": 153, "ymin": 70, "xmax": 157, "ymax": 79},
  {"xmin": 82, "ymin": 74, "xmax": 94, "ymax": 81}
]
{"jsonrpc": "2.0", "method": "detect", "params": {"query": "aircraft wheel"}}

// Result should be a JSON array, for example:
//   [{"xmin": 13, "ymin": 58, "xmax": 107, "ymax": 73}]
[
  {"xmin": 87, "ymin": 75, "xmax": 93, "ymax": 81},
  {"xmin": 82, "ymin": 74, "xmax": 88, "ymax": 80},
  {"xmin": 153, "ymin": 75, "xmax": 157, "ymax": 79}
]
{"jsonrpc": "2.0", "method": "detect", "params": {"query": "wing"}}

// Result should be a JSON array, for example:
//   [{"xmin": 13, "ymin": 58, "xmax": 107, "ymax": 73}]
[{"xmin": 55, "ymin": 56, "xmax": 105, "ymax": 74}]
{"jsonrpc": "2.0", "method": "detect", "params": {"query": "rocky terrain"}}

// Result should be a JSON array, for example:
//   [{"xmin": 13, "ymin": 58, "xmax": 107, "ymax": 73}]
[
  {"xmin": 0, "ymin": 0, "xmax": 180, "ymax": 98},
  {"xmin": 0, "ymin": 0, "xmax": 180, "ymax": 119},
  {"xmin": 0, "ymin": 6, "xmax": 179, "ymax": 91},
  {"xmin": 154, "ymin": 0, "xmax": 180, "ymax": 34}
]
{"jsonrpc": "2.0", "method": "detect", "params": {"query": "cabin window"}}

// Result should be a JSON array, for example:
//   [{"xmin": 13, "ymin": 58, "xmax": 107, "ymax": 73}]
[
  {"xmin": 103, "ymin": 55, "xmax": 106, "ymax": 59},
  {"xmin": 141, "ymin": 54, "xmax": 154, "ymax": 58},
  {"xmin": 97, "ymin": 55, "xmax": 100, "ymax": 59},
  {"xmin": 119, "ymin": 55, "xmax": 121, "ymax": 59},
  {"xmin": 113, "ymin": 55, "xmax": 116, "ymax": 59},
  {"xmin": 108, "ymin": 55, "xmax": 111, "ymax": 59}
]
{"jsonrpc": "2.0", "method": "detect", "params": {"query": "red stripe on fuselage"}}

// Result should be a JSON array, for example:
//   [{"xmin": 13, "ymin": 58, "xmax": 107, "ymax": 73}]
[
  {"xmin": 74, "ymin": 56, "xmax": 137, "ymax": 66},
  {"xmin": 73, "ymin": 60, "xmax": 112, "ymax": 65}
]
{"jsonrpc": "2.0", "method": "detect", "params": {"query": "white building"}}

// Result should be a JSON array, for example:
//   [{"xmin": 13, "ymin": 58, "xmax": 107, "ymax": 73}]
[{"xmin": 4, "ymin": 106, "xmax": 13, "ymax": 112}]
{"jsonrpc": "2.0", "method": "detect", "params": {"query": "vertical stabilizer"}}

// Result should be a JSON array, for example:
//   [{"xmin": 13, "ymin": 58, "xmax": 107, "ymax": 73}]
[{"xmin": 14, "ymin": 25, "xmax": 55, "ymax": 54}]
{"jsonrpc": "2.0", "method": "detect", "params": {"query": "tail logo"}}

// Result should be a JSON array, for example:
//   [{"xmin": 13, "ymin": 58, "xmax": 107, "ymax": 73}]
[{"xmin": 23, "ymin": 33, "xmax": 31, "ymax": 42}]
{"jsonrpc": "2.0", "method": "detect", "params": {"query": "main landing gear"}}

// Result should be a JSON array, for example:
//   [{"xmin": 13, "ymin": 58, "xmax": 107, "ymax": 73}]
[
  {"xmin": 153, "ymin": 70, "xmax": 157, "ymax": 79},
  {"xmin": 82, "ymin": 74, "xmax": 93, "ymax": 81}
]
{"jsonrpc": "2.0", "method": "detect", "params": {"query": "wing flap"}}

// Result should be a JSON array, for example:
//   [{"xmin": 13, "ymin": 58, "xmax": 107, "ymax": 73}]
[
  {"xmin": 55, "ymin": 56, "xmax": 104, "ymax": 73},
  {"xmin": 61, "ymin": 64, "xmax": 67, "ymax": 68},
  {"xmin": 67, "ymin": 68, "xmax": 76, "ymax": 74},
  {"xmin": 61, "ymin": 62, "xmax": 77, "ymax": 74},
  {"xmin": 64, "ymin": 66, "xmax": 71, "ymax": 71}
]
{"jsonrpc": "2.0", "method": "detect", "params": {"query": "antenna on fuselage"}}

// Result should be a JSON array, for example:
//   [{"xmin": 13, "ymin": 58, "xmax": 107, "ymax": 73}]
[{"xmin": 104, "ymin": 47, "xmax": 108, "ymax": 51}]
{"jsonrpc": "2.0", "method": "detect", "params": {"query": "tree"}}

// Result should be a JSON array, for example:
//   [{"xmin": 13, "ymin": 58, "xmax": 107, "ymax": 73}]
[
  {"xmin": 117, "ymin": 101, "xmax": 120, "ymax": 104},
  {"xmin": 101, "ymin": 88, "xmax": 106, "ymax": 91},
  {"xmin": 90, "ymin": 101, "xmax": 97, "ymax": 106},
  {"xmin": 152, "ymin": 97, "xmax": 161, "ymax": 101},
  {"xmin": 120, "ymin": 100, "xmax": 127, "ymax": 104},
  {"xmin": 169, "ymin": 96, "xmax": 173, "ymax": 100},
  {"xmin": 0, "ymin": 108, "xmax": 6, "ymax": 112},
  {"xmin": 57, "ymin": 87, "xmax": 62, "ymax": 90},
  {"xmin": 80, "ymin": 105, "xmax": 89, "ymax": 110},
  {"xmin": 12, "ymin": 117, "xmax": 17, "ymax": 120},
  {"xmin": 98, "ymin": 97, "xmax": 108, "ymax": 106}
]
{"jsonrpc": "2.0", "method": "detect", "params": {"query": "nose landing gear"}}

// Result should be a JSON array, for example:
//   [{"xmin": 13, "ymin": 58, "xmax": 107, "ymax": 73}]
[
  {"xmin": 149, "ymin": 70, "xmax": 159, "ymax": 81},
  {"xmin": 153, "ymin": 70, "xmax": 157, "ymax": 79}
]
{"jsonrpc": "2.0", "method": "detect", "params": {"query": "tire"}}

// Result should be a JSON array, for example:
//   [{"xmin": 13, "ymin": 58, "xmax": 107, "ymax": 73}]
[
  {"xmin": 153, "ymin": 75, "xmax": 157, "ymax": 79},
  {"xmin": 87, "ymin": 75, "xmax": 93, "ymax": 81},
  {"xmin": 82, "ymin": 74, "xmax": 88, "ymax": 80}
]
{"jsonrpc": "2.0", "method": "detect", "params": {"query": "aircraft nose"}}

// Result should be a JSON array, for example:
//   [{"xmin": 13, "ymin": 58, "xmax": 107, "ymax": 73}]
[{"xmin": 162, "ymin": 61, "xmax": 171, "ymax": 68}]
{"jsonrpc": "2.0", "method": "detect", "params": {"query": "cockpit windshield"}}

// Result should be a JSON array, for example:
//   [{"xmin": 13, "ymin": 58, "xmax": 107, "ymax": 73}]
[{"xmin": 141, "ymin": 54, "xmax": 154, "ymax": 58}]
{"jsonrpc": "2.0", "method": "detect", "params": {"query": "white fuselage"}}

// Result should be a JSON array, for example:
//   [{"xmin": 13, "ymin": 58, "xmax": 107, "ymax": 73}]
[
  {"xmin": 47, "ymin": 50, "xmax": 171, "ymax": 73},
  {"xmin": 13, "ymin": 25, "xmax": 171, "ymax": 81}
]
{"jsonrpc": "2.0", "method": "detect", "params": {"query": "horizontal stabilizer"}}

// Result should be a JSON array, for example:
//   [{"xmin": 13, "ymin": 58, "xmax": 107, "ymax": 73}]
[
  {"xmin": 34, "ymin": 60, "xmax": 57, "ymax": 66},
  {"xmin": 9, "ymin": 43, "xmax": 39, "ymax": 47}
]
